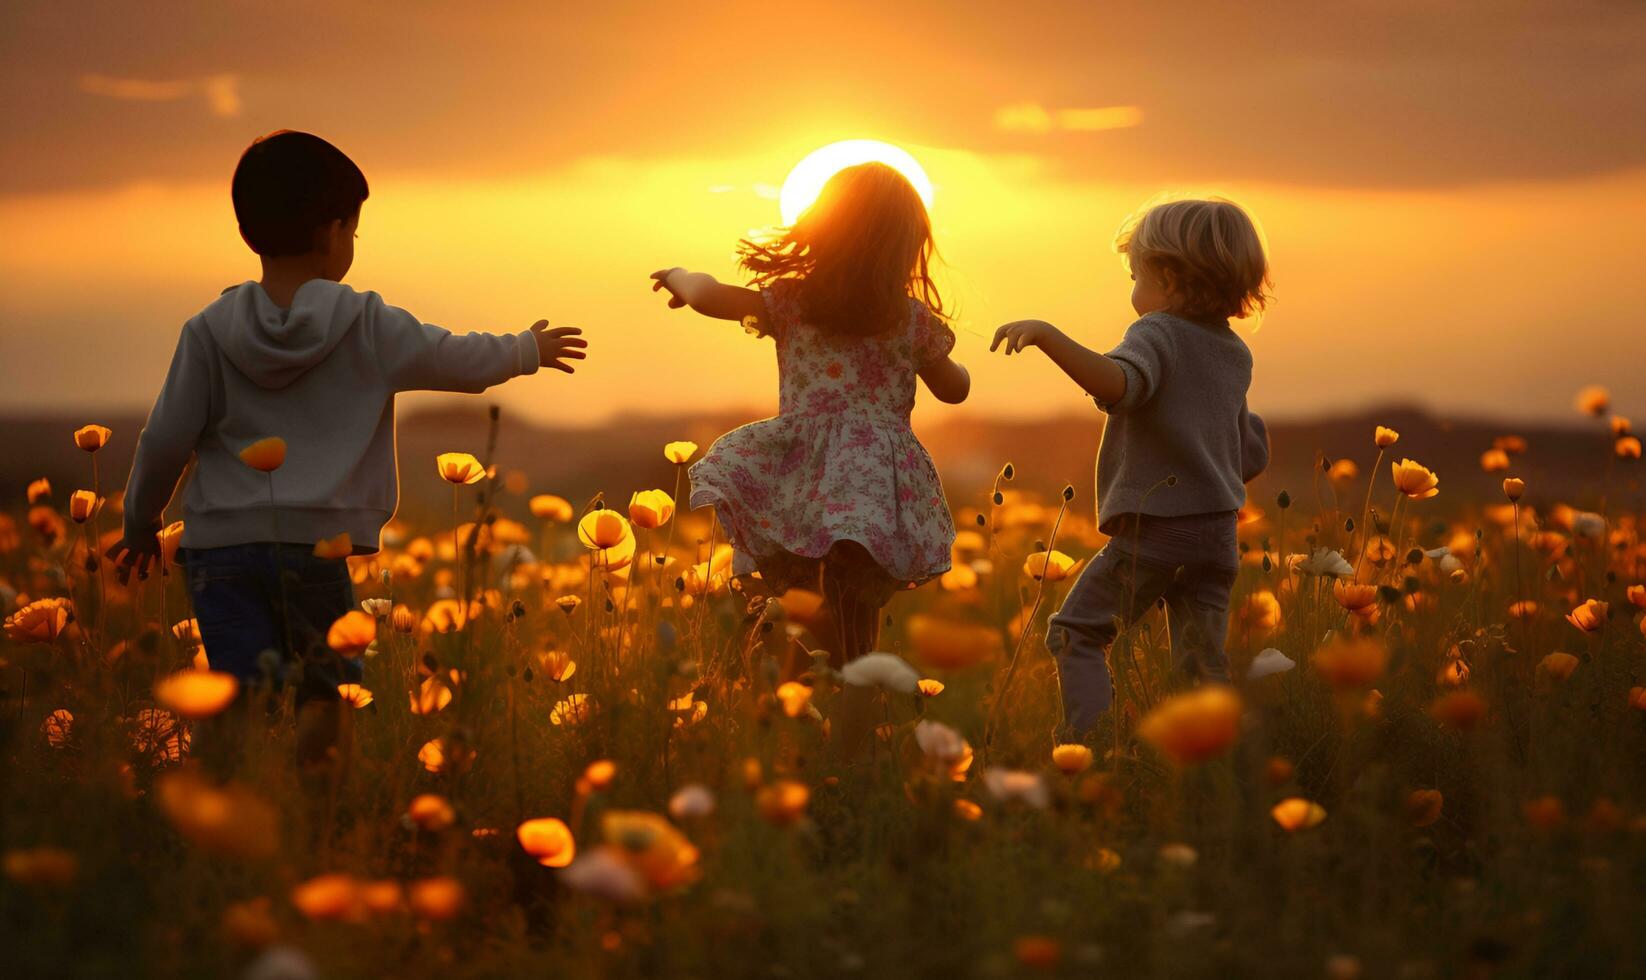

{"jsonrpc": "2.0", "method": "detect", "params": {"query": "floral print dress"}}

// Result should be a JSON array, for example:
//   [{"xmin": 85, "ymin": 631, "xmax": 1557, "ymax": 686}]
[{"xmin": 688, "ymin": 279, "xmax": 958, "ymax": 593}]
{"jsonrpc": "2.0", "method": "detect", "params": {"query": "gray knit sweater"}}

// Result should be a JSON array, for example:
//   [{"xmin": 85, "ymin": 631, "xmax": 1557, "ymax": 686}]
[{"xmin": 1093, "ymin": 312, "xmax": 1268, "ymax": 531}]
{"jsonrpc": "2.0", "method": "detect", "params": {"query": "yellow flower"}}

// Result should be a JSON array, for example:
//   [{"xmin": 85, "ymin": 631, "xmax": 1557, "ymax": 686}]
[
  {"xmin": 1538, "ymin": 651, "xmax": 1580, "ymax": 681},
  {"xmin": 1617, "ymin": 436, "xmax": 1642, "ymax": 460},
  {"xmin": 26, "ymin": 478, "xmax": 51, "ymax": 504},
  {"xmin": 1313, "ymin": 635, "xmax": 1388, "ymax": 688},
  {"xmin": 155, "ymin": 769, "xmax": 278, "ymax": 860},
  {"xmin": 916, "ymin": 678, "xmax": 945, "ymax": 697},
  {"xmin": 1023, "ymin": 549, "xmax": 1078, "ymax": 582},
  {"xmin": 1332, "ymin": 580, "xmax": 1379, "ymax": 614},
  {"xmin": 409, "ymin": 676, "xmax": 454, "ymax": 715},
  {"xmin": 529, "ymin": 494, "xmax": 574, "ymax": 521},
  {"xmin": 537, "ymin": 649, "xmax": 577, "ymax": 682},
  {"xmin": 578, "ymin": 509, "xmax": 632, "ymax": 549},
  {"xmin": 336, "ymin": 684, "xmax": 374, "ymax": 708},
  {"xmin": 601, "ymin": 810, "xmax": 700, "ymax": 891},
  {"xmin": 312, "ymin": 532, "xmax": 353, "ymax": 559},
  {"xmin": 73, "ymin": 424, "xmax": 112, "ymax": 452},
  {"xmin": 1271, "ymin": 797, "xmax": 1327, "ymax": 832},
  {"xmin": 628, "ymin": 489, "xmax": 675, "ymax": 529},
  {"xmin": 1390, "ymin": 458, "xmax": 1439, "ymax": 499},
  {"xmin": 551, "ymin": 693, "xmax": 594, "ymax": 726},
  {"xmin": 291, "ymin": 874, "xmax": 364, "ymax": 922},
  {"xmin": 407, "ymin": 877, "xmax": 465, "ymax": 921},
  {"xmin": 906, "ymin": 613, "xmax": 1004, "ymax": 670},
  {"xmin": 154, "ymin": 671, "xmax": 240, "ymax": 720},
  {"xmin": 238, "ymin": 437, "xmax": 286, "ymax": 472},
  {"xmin": 436, "ymin": 451, "xmax": 486, "ymax": 485},
  {"xmin": 1429, "ymin": 690, "xmax": 1487, "ymax": 730},
  {"xmin": 1502, "ymin": 477, "xmax": 1525, "ymax": 502},
  {"xmin": 663, "ymin": 441, "xmax": 699, "ymax": 464},
  {"xmin": 755, "ymin": 780, "xmax": 811, "ymax": 826},
  {"xmin": 1374, "ymin": 425, "xmax": 1399, "ymax": 448},
  {"xmin": 1136, "ymin": 686, "xmax": 1242, "ymax": 765},
  {"xmin": 1565, "ymin": 598, "xmax": 1608, "ymax": 633},
  {"xmin": 68, "ymin": 490, "xmax": 101, "ymax": 523},
  {"xmin": 1051, "ymin": 743, "xmax": 1094, "ymax": 774},
  {"xmin": 517, "ymin": 818, "xmax": 577, "ymax": 867},
  {"xmin": 1479, "ymin": 448, "xmax": 1509, "ymax": 473},
  {"xmin": 417, "ymin": 737, "xmax": 474, "ymax": 775}
]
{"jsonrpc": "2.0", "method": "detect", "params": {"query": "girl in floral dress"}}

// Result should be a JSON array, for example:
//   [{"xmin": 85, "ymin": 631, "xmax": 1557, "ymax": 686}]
[{"xmin": 649, "ymin": 162, "xmax": 970, "ymax": 679}]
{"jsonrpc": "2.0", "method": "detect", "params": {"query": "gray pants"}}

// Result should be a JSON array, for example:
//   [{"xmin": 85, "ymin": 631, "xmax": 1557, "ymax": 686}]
[{"xmin": 1047, "ymin": 512, "xmax": 1238, "ymax": 738}]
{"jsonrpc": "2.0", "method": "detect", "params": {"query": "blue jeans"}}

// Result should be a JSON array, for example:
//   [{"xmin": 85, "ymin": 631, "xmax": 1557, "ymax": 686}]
[
  {"xmin": 181, "ymin": 544, "xmax": 362, "ymax": 706},
  {"xmin": 1047, "ymin": 512, "xmax": 1238, "ymax": 738}
]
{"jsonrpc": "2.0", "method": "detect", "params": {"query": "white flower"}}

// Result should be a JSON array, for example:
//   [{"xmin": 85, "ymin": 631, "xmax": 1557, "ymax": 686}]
[
  {"xmin": 1296, "ymin": 548, "xmax": 1354, "ymax": 578},
  {"xmin": 1423, "ymin": 547, "xmax": 1450, "ymax": 560},
  {"xmin": 668, "ymin": 783, "xmax": 716, "ymax": 820},
  {"xmin": 1572, "ymin": 512, "xmax": 1606, "ymax": 539},
  {"xmin": 970, "ymin": 558, "xmax": 995, "ymax": 577},
  {"xmin": 840, "ymin": 652, "xmax": 920, "ymax": 694},
  {"xmin": 243, "ymin": 946, "xmax": 320, "ymax": 980},
  {"xmin": 913, "ymin": 720, "xmax": 968, "ymax": 763},
  {"xmin": 981, "ymin": 768, "xmax": 1049, "ymax": 809},
  {"xmin": 559, "ymin": 847, "xmax": 647, "ymax": 903},
  {"xmin": 1247, "ymin": 648, "xmax": 1296, "ymax": 681},
  {"xmin": 360, "ymin": 598, "xmax": 392, "ymax": 617},
  {"xmin": 1438, "ymin": 554, "xmax": 1463, "ymax": 574}
]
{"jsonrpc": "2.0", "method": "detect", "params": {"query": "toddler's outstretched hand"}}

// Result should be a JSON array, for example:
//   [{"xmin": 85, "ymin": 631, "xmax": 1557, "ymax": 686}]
[
  {"xmin": 531, "ymin": 322, "xmax": 587, "ymax": 374},
  {"xmin": 650, "ymin": 268, "xmax": 687, "ymax": 308},
  {"xmin": 991, "ymin": 319, "xmax": 1059, "ymax": 355}
]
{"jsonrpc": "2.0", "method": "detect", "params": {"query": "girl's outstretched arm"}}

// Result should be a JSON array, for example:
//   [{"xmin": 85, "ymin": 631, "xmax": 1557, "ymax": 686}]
[
  {"xmin": 650, "ymin": 268, "xmax": 765, "ymax": 323},
  {"xmin": 991, "ymin": 319, "xmax": 1127, "ymax": 407},
  {"xmin": 918, "ymin": 356, "xmax": 971, "ymax": 404}
]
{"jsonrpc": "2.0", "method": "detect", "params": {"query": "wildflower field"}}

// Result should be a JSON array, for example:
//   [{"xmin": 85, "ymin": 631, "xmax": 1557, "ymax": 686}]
[{"xmin": 4, "ymin": 394, "xmax": 1645, "ymax": 980}]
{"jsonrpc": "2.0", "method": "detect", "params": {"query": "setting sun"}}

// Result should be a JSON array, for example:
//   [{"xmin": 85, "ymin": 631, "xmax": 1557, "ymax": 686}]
[{"xmin": 777, "ymin": 139, "xmax": 935, "ymax": 225}]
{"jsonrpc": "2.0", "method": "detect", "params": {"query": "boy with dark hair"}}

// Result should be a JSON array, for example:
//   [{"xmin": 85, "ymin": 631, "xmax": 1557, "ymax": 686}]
[{"xmin": 107, "ymin": 130, "xmax": 587, "ymax": 773}]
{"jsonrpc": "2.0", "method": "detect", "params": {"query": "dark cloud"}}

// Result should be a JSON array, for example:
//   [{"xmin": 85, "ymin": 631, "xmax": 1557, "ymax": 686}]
[{"xmin": 1, "ymin": 0, "xmax": 1641, "ymax": 193}]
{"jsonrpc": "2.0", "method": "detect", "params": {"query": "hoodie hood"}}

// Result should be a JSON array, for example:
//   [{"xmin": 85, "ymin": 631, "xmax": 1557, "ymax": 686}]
[{"xmin": 206, "ymin": 280, "xmax": 367, "ymax": 389}]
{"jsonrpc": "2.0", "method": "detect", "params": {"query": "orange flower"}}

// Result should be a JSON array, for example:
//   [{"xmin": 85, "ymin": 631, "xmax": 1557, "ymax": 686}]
[
  {"xmin": 1023, "ymin": 549, "xmax": 1078, "ymax": 582},
  {"xmin": 73, "ymin": 424, "xmax": 112, "ymax": 452},
  {"xmin": 775, "ymin": 681, "xmax": 812, "ymax": 718},
  {"xmin": 26, "ymin": 478, "xmax": 51, "ymax": 503},
  {"xmin": 154, "ymin": 671, "xmax": 240, "ymax": 720},
  {"xmin": 1478, "ymin": 448, "xmax": 1509, "ymax": 473},
  {"xmin": 916, "ymin": 678, "xmax": 945, "ymax": 697},
  {"xmin": 409, "ymin": 676, "xmax": 454, "ymax": 715},
  {"xmin": 1136, "ymin": 686, "xmax": 1242, "ymax": 765},
  {"xmin": 663, "ymin": 441, "xmax": 698, "ymax": 464},
  {"xmin": 906, "ymin": 613, "xmax": 1004, "ymax": 670},
  {"xmin": 1538, "ymin": 651, "xmax": 1579, "ymax": 681},
  {"xmin": 1332, "ymin": 580, "xmax": 1379, "ymax": 614},
  {"xmin": 1051, "ymin": 743, "xmax": 1094, "ymax": 775},
  {"xmin": 222, "ymin": 897, "xmax": 279, "ymax": 948},
  {"xmin": 155, "ymin": 769, "xmax": 278, "ymax": 860},
  {"xmin": 628, "ymin": 489, "xmax": 675, "ymax": 529},
  {"xmin": 41, "ymin": 708, "xmax": 73, "ymax": 748},
  {"xmin": 436, "ymin": 451, "xmax": 486, "ymax": 485},
  {"xmin": 1617, "ymin": 436, "xmax": 1642, "ymax": 460},
  {"xmin": 1502, "ymin": 477, "xmax": 1525, "ymax": 502},
  {"xmin": 336, "ymin": 683, "xmax": 374, "ymax": 708},
  {"xmin": 68, "ymin": 490, "xmax": 102, "ymax": 523},
  {"xmin": 4, "ymin": 598, "xmax": 72, "ymax": 644},
  {"xmin": 583, "ymin": 759, "xmax": 617, "ymax": 791},
  {"xmin": 422, "ymin": 598, "xmax": 481, "ymax": 633},
  {"xmin": 1508, "ymin": 599, "xmax": 1539, "ymax": 619},
  {"xmin": 1390, "ymin": 459, "xmax": 1439, "ymax": 499},
  {"xmin": 238, "ymin": 437, "xmax": 286, "ymax": 472},
  {"xmin": 359, "ymin": 880, "xmax": 405, "ymax": 917},
  {"xmin": 517, "ymin": 817, "xmax": 577, "ymax": 867},
  {"xmin": 1565, "ymin": 598, "xmax": 1608, "ymax": 633},
  {"xmin": 131, "ymin": 707, "xmax": 191, "ymax": 763},
  {"xmin": 1406, "ymin": 789, "xmax": 1444, "ymax": 827},
  {"xmin": 577, "ymin": 509, "xmax": 631, "ymax": 549},
  {"xmin": 1522, "ymin": 795, "xmax": 1566, "ymax": 830},
  {"xmin": 157, "ymin": 520, "xmax": 185, "ymax": 568},
  {"xmin": 953, "ymin": 799, "xmax": 984, "ymax": 821},
  {"xmin": 551, "ymin": 693, "xmax": 594, "ymax": 726},
  {"xmin": 600, "ymin": 810, "xmax": 700, "ymax": 891},
  {"xmin": 1271, "ymin": 797, "xmax": 1327, "ymax": 832},
  {"xmin": 1626, "ymin": 585, "xmax": 1646, "ymax": 608},
  {"xmin": 1429, "ymin": 690, "xmax": 1487, "ymax": 731},
  {"xmin": 1326, "ymin": 459, "xmax": 1358, "ymax": 484},
  {"xmin": 1313, "ymin": 636, "xmax": 1388, "ymax": 688},
  {"xmin": 1014, "ymin": 936, "xmax": 1063, "ymax": 970},
  {"xmin": 1374, "ymin": 425, "xmax": 1399, "ymax": 448},
  {"xmin": 312, "ymin": 532, "xmax": 353, "ymax": 559},
  {"xmin": 529, "ymin": 494, "xmax": 574, "ymax": 522},
  {"xmin": 417, "ymin": 737, "xmax": 474, "ymax": 775},
  {"xmin": 3, "ymin": 847, "xmax": 79, "ymax": 889},
  {"xmin": 326, "ymin": 610, "xmax": 377, "ymax": 655},
  {"xmin": 1574, "ymin": 384, "xmax": 1610, "ymax": 418},
  {"xmin": 291, "ymin": 874, "xmax": 364, "ymax": 922},
  {"xmin": 756, "ymin": 780, "xmax": 811, "ymax": 826},
  {"xmin": 407, "ymin": 793, "xmax": 457, "ymax": 831},
  {"xmin": 1627, "ymin": 686, "xmax": 1646, "ymax": 711},
  {"xmin": 1237, "ymin": 590, "xmax": 1282, "ymax": 635}
]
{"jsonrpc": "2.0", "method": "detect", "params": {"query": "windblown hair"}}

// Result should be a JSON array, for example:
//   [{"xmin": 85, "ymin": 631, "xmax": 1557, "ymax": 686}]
[
  {"xmin": 738, "ymin": 162, "xmax": 945, "ymax": 336},
  {"xmin": 1116, "ymin": 197, "xmax": 1272, "ymax": 321}
]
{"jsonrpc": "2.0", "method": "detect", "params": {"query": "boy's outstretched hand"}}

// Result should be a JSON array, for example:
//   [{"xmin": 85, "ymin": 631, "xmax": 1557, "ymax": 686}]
[
  {"xmin": 990, "ymin": 319, "xmax": 1058, "ymax": 355},
  {"xmin": 105, "ymin": 534, "xmax": 161, "ymax": 585},
  {"xmin": 531, "ymin": 322, "xmax": 587, "ymax": 374}
]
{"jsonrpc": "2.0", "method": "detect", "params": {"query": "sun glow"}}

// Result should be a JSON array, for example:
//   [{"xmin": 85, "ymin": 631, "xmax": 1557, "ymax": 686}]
[{"xmin": 777, "ymin": 139, "xmax": 934, "ymax": 225}]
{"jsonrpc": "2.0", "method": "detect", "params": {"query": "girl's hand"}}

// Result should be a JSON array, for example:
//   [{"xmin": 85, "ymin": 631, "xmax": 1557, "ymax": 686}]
[
  {"xmin": 650, "ymin": 268, "xmax": 687, "ymax": 308},
  {"xmin": 990, "ymin": 319, "xmax": 1059, "ymax": 355}
]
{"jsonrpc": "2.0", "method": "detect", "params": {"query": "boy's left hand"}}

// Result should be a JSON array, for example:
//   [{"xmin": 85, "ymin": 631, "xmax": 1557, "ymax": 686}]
[
  {"xmin": 991, "ymin": 319, "xmax": 1058, "ymax": 355},
  {"xmin": 531, "ymin": 322, "xmax": 587, "ymax": 374},
  {"xmin": 105, "ymin": 535, "xmax": 161, "ymax": 585}
]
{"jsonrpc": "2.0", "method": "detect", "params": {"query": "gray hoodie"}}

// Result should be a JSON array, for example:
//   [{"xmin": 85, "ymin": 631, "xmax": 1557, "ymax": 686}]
[{"xmin": 123, "ymin": 279, "xmax": 540, "ymax": 553}]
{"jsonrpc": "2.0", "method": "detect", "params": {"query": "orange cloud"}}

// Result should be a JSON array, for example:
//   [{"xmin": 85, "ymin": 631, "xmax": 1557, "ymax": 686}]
[
  {"xmin": 995, "ymin": 103, "xmax": 1144, "ymax": 134},
  {"xmin": 78, "ymin": 73, "xmax": 240, "ymax": 118}
]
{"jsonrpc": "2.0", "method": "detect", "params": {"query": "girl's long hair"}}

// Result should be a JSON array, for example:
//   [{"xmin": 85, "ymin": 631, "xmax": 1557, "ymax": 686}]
[{"xmin": 737, "ymin": 162, "xmax": 946, "ymax": 336}]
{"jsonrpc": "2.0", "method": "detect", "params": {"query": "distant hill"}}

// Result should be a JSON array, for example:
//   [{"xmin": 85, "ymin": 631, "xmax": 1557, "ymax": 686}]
[{"xmin": 4, "ymin": 405, "xmax": 1630, "ymax": 529}]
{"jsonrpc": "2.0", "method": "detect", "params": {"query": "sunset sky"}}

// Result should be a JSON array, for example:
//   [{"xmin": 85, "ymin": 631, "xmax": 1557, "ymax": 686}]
[{"xmin": 2, "ymin": 1, "xmax": 1643, "ymax": 427}]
